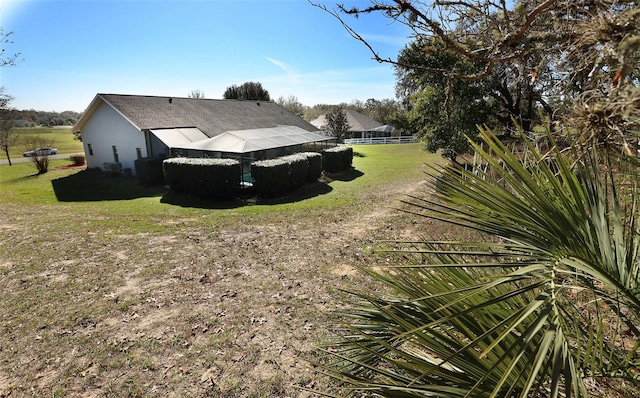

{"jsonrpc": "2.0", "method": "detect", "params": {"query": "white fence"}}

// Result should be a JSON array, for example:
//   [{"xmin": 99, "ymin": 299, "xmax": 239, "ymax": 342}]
[{"xmin": 343, "ymin": 136, "xmax": 419, "ymax": 145}]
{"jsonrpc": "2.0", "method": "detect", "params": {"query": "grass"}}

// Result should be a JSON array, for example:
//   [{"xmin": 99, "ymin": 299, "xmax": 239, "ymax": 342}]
[
  {"xmin": 1, "ymin": 143, "xmax": 432, "ymax": 213},
  {"xmin": 3, "ymin": 126, "xmax": 84, "ymax": 160},
  {"xmin": 0, "ymin": 143, "xmax": 440, "ymax": 397}
]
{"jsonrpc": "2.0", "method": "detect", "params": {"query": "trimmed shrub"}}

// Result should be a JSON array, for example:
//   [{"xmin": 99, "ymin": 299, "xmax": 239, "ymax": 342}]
[
  {"xmin": 287, "ymin": 154, "xmax": 308, "ymax": 190},
  {"xmin": 163, "ymin": 157, "xmax": 241, "ymax": 201},
  {"xmin": 251, "ymin": 157, "xmax": 291, "ymax": 198},
  {"xmin": 299, "ymin": 152, "xmax": 322, "ymax": 182},
  {"xmin": 251, "ymin": 152, "xmax": 327, "ymax": 198},
  {"xmin": 134, "ymin": 157, "xmax": 165, "ymax": 186},
  {"xmin": 322, "ymin": 145, "xmax": 353, "ymax": 173},
  {"xmin": 69, "ymin": 154, "xmax": 85, "ymax": 166}
]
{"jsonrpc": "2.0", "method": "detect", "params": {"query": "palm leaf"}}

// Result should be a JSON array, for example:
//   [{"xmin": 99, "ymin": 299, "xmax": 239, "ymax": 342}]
[{"xmin": 319, "ymin": 127, "xmax": 640, "ymax": 397}]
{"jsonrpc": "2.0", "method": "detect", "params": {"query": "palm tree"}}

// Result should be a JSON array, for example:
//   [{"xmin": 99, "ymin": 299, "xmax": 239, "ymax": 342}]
[{"xmin": 318, "ymin": 127, "xmax": 640, "ymax": 397}]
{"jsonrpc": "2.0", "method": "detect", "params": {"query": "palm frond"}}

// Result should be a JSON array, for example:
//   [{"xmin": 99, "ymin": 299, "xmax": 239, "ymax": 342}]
[{"xmin": 319, "ymin": 127, "xmax": 640, "ymax": 397}]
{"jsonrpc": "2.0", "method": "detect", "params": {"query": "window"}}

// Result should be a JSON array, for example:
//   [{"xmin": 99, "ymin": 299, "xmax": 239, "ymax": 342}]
[
  {"xmin": 87, "ymin": 143, "xmax": 94, "ymax": 156},
  {"xmin": 136, "ymin": 148, "xmax": 142, "ymax": 159},
  {"xmin": 112, "ymin": 146, "xmax": 119, "ymax": 163}
]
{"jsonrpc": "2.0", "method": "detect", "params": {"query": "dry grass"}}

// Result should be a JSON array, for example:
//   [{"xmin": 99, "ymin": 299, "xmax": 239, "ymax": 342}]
[{"xmin": 0, "ymin": 144, "xmax": 442, "ymax": 397}]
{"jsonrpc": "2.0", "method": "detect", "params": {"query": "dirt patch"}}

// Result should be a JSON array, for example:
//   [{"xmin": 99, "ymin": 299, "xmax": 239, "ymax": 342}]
[{"xmin": 0, "ymin": 174, "xmax": 435, "ymax": 397}]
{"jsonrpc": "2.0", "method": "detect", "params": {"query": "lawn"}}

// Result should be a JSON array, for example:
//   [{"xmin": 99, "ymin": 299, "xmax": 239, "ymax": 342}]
[
  {"xmin": 0, "ymin": 143, "xmax": 443, "ymax": 397},
  {"xmin": 3, "ymin": 126, "xmax": 84, "ymax": 160}
]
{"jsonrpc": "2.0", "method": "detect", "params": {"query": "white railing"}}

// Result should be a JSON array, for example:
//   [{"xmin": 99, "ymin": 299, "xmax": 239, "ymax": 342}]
[{"xmin": 343, "ymin": 136, "xmax": 419, "ymax": 145}]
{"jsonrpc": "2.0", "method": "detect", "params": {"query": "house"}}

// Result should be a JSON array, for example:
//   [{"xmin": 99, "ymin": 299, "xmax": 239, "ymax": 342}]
[
  {"xmin": 73, "ymin": 94, "xmax": 331, "ymax": 175},
  {"xmin": 310, "ymin": 110, "xmax": 389, "ymax": 139}
]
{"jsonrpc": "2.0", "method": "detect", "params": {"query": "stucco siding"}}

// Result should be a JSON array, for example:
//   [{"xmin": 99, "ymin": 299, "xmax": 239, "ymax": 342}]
[{"xmin": 81, "ymin": 102, "xmax": 146, "ymax": 174}]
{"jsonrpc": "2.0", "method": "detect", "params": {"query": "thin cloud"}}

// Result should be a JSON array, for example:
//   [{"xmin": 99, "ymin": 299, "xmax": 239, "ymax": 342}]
[
  {"xmin": 265, "ymin": 56, "xmax": 301, "ymax": 94},
  {"xmin": 265, "ymin": 57, "xmax": 293, "ymax": 74}
]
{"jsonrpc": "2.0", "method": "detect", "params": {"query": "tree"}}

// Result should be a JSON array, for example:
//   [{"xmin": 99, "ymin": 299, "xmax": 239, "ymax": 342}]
[
  {"xmin": 363, "ymin": 98, "xmax": 399, "ymax": 126},
  {"xmin": 22, "ymin": 135, "xmax": 55, "ymax": 174},
  {"xmin": 188, "ymin": 89, "xmax": 205, "ymax": 99},
  {"xmin": 312, "ymin": 0, "xmax": 640, "ymax": 153},
  {"xmin": 0, "ymin": 89, "xmax": 17, "ymax": 165},
  {"xmin": 223, "ymin": 82, "xmax": 271, "ymax": 101},
  {"xmin": 395, "ymin": 36, "xmax": 551, "ymax": 139},
  {"xmin": 394, "ymin": 37, "xmax": 498, "ymax": 161},
  {"xmin": 276, "ymin": 94, "xmax": 306, "ymax": 116},
  {"xmin": 0, "ymin": 28, "xmax": 21, "ymax": 165},
  {"xmin": 323, "ymin": 106, "xmax": 351, "ymax": 143},
  {"xmin": 0, "ymin": 28, "xmax": 20, "ymax": 67}
]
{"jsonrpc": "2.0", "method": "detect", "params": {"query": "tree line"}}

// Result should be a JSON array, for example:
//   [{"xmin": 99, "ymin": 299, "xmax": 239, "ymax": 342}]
[
  {"xmin": 195, "ymin": 82, "xmax": 402, "ymax": 126},
  {"xmin": 8, "ymin": 109, "xmax": 82, "ymax": 127}
]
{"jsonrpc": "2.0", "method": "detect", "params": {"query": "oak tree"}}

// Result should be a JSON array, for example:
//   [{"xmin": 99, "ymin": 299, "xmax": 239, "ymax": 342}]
[
  {"xmin": 323, "ymin": 106, "xmax": 351, "ymax": 142},
  {"xmin": 223, "ymin": 82, "xmax": 271, "ymax": 101}
]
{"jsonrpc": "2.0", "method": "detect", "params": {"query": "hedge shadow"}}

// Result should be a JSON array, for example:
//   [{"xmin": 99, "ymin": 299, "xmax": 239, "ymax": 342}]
[
  {"xmin": 322, "ymin": 168, "xmax": 364, "ymax": 183},
  {"xmin": 51, "ymin": 169, "xmax": 166, "ymax": 202}
]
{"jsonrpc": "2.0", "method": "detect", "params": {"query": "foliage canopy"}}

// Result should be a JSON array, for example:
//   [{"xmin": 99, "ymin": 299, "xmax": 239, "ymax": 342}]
[
  {"xmin": 314, "ymin": 0, "xmax": 640, "ymax": 159},
  {"xmin": 323, "ymin": 106, "xmax": 352, "ymax": 143},
  {"xmin": 223, "ymin": 81, "xmax": 271, "ymax": 101}
]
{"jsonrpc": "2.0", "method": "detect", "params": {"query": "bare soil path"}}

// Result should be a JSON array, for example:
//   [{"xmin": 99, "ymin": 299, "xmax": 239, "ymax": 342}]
[{"xmin": 0, "ymin": 176, "xmax": 433, "ymax": 397}]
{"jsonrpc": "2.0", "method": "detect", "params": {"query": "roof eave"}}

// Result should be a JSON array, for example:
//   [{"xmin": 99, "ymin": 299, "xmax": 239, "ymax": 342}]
[{"xmin": 72, "ymin": 93, "xmax": 143, "ymax": 133}]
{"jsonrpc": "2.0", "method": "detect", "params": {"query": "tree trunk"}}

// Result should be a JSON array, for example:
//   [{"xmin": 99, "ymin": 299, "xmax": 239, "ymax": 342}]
[{"xmin": 3, "ymin": 148, "xmax": 12, "ymax": 166}]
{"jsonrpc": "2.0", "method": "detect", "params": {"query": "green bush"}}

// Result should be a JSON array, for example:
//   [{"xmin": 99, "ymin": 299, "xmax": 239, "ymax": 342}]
[
  {"xmin": 69, "ymin": 154, "xmax": 85, "ymax": 166},
  {"xmin": 134, "ymin": 157, "xmax": 165, "ymax": 186},
  {"xmin": 322, "ymin": 145, "xmax": 353, "ymax": 173},
  {"xmin": 163, "ymin": 157, "xmax": 241, "ymax": 201},
  {"xmin": 299, "ymin": 152, "xmax": 322, "ymax": 182},
  {"xmin": 287, "ymin": 154, "xmax": 308, "ymax": 190},
  {"xmin": 251, "ymin": 157, "xmax": 291, "ymax": 198},
  {"xmin": 251, "ymin": 153, "xmax": 323, "ymax": 197}
]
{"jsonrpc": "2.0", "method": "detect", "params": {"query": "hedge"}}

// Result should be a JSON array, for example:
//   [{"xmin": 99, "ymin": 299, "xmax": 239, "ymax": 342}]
[
  {"xmin": 288, "ymin": 154, "xmax": 308, "ymax": 190},
  {"xmin": 163, "ymin": 157, "xmax": 241, "ymax": 200},
  {"xmin": 251, "ymin": 157, "xmax": 291, "ymax": 198},
  {"xmin": 299, "ymin": 152, "xmax": 322, "ymax": 182},
  {"xmin": 134, "ymin": 157, "xmax": 165, "ymax": 186},
  {"xmin": 321, "ymin": 145, "xmax": 353, "ymax": 173}
]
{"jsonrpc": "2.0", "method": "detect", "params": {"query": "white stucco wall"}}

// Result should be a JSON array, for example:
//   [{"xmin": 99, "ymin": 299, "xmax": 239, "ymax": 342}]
[{"xmin": 80, "ymin": 102, "xmax": 147, "ymax": 175}]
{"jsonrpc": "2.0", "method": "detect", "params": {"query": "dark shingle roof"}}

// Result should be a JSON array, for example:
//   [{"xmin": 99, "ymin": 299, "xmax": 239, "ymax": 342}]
[
  {"xmin": 310, "ymin": 110, "xmax": 382, "ymax": 132},
  {"xmin": 75, "ymin": 94, "xmax": 318, "ymax": 138}
]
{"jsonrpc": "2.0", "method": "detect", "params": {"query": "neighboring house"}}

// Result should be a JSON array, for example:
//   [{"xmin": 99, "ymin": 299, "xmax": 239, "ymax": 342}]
[
  {"xmin": 310, "ymin": 110, "xmax": 388, "ymax": 139},
  {"xmin": 73, "ymin": 94, "xmax": 330, "ymax": 175}
]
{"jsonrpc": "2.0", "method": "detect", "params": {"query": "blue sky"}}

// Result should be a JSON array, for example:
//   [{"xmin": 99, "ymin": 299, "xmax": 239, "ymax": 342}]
[{"xmin": 0, "ymin": 0, "xmax": 412, "ymax": 112}]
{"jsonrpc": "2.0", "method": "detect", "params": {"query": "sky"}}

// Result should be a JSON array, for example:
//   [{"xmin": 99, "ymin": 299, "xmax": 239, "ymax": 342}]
[{"xmin": 0, "ymin": 0, "xmax": 412, "ymax": 112}]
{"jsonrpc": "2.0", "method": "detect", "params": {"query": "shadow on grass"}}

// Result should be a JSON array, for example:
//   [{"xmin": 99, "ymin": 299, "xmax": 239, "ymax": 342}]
[
  {"xmin": 160, "ymin": 192, "xmax": 245, "ymax": 209},
  {"xmin": 160, "ymin": 180, "xmax": 334, "ymax": 209},
  {"xmin": 162, "ymin": 168, "xmax": 364, "ymax": 209},
  {"xmin": 11, "ymin": 172, "xmax": 46, "ymax": 182},
  {"xmin": 322, "ymin": 168, "xmax": 364, "ymax": 182},
  {"xmin": 51, "ymin": 167, "xmax": 360, "ymax": 207},
  {"xmin": 52, "ymin": 169, "xmax": 167, "ymax": 201},
  {"xmin": 252, "ymin": 181, "xmax": 334, "ymax": 206}
]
